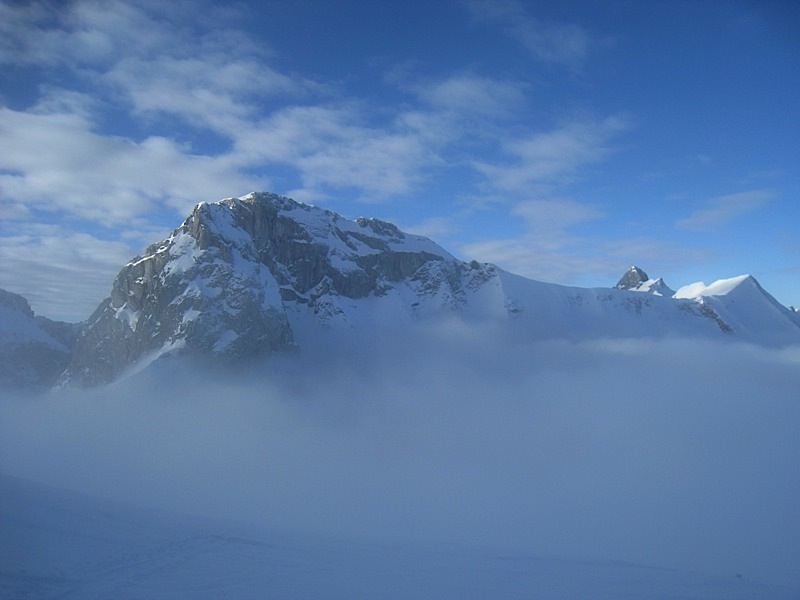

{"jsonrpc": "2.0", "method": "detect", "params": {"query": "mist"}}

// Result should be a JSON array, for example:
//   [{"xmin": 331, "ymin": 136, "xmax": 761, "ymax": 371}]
[{"xmin": 2, "ymin": 326, "xmax": 799, "ymax": 587}]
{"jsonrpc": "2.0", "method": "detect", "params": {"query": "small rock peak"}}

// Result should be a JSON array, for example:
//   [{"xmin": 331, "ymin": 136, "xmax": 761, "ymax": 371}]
[
  {"xmin": 615, "ymin": 266, "xmax": 650, "ymax": 290},
  {"xmin": 0, "ymin": 288, "xmax": 35, "ymax": 318},
  {"xmin": 356, "ymin": 216, "xmax": 402, "ymax": 239}
]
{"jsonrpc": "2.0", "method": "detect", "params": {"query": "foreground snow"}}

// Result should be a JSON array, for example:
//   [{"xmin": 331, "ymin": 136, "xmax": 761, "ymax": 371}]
[{"xmin": 1, "ymin": 473, "xmax": 797, "ymax": 600}]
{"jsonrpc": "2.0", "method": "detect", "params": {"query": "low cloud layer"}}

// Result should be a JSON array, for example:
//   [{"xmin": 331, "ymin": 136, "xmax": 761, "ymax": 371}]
[{"xmin": 2, "ymin": 331, "xmax": 799, "ymax": 587}]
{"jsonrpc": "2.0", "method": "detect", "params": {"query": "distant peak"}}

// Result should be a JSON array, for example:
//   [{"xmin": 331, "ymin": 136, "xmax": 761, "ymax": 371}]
[
  {"xmin": 0, "ymin": 288, "xmax": 35, "ymax": 318},
  {"xmin": 674, "ymin": 274, "xmax": 760, "ymax": 299},
  {"xmin": 356, "ymin": 216, "xmax": 403, "ymax": 239},
  {"xmin": 615, "ymin": 266, "xmax": 650, "ymax": 290}
]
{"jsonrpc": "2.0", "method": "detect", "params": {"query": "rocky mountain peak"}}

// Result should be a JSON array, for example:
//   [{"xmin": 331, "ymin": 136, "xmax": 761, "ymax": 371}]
[
  {"xmin": 0, "ymin": 288, "xmax": 35, "ymax": 318},
  {"xmin": 615, "ymin": 266, "xmax": 650, "ymax": 290},
  {"xmin": 59, "ymin": 192, "xmax": 469, "ymax": 386},
  {"xmin": 614, "ymin": 267, "xmax": 675, "ymax": 297},
  {"xmin": 0, "ymin": 287, "xmax": 77, "ymax": 390}
]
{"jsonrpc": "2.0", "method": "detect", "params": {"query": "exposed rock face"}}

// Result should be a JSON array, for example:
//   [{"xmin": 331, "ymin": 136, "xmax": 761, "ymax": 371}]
[
  {"xmin": 62, "ymin": 193, "xmax": 469, "ymax": 386},
  {"xmin": 0, "ymin": 288, "xmax": 35, "ymax": 317},
  {"xmin": 0, "ymin": 289, "xmax": 77, "ymax": 390},
  {"xmin": 615, "ymin": 266, "xmax": 651, "ymax": 290},
  {"xmin": 615, "ymin": 266, "xmax": 675, "ymax": 297}
]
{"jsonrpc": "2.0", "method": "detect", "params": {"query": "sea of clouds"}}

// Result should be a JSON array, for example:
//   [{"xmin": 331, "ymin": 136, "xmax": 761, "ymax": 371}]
[{"xmin": 2, "ymin": 327, "xmax": 799, "ymax": 587}]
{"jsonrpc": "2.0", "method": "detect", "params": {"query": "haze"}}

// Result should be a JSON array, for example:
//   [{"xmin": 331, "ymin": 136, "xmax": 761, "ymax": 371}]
[{"xmin": 2, "ymin": 327, "xmax": 799, "ymax": 588}]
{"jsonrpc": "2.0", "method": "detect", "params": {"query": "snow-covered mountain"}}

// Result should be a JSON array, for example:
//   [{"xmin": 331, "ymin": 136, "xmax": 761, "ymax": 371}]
[
  {"xmin": 4, "ymin": 192, "xmax": 799, "ymax": 388},
  {"xmin": 615, "ymin": 266, "xmax": 675, "ymax": 297},
  {"xmin": 0, "ymin": 289, "xmax": 78, "ymax": 390}
]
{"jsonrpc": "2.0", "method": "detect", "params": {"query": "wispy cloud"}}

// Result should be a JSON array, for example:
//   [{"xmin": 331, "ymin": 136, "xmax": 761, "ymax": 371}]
[
  {"xmin": 0, "ymin": 224, "xmax": 136, "ymax": 321},
  {"xmin": 513, "ymin": 198, "xmax": 602, "ymax": 240},
  {"xmin": 411, "ymin": 73, "xmax": 527, "ymax": 120},
  {"xmin": 106, "ymin": 56, "xmax": 305, "ymax": 134},
  {"xmin": 231, "ymin": 104, "xmax": 440, "ymax": 201},
  {"xmin": 404, "ymin": 216, "xmax": 461, "ymax": 241},
  {"xmin": 461, "ymin": 198, "xmax": 606, "ymax": 282},
  {"xmin": 0, "ymin": 1, "xmax": 457, "ymax": 211},
  {"xmin": 0, "ymin": 103, "xmax": 267, "ymax": 226},
  {"xmin": 461, "ymin": 197, "xmax": 712, "ymax": 286},
  {"xmin": 0, "ymin": 0, "xmax": 613, "ymax": 218},
  {"xmin": 677, "ymin": 190, "xmax": 772, "ymax": 231},
  {"xmin": 463, "ymin": 0, "xmax": 591, "ymax": 68},
  {"xmin": 473, "ymin": 116, "xmax": 630, "ymax": 192}
]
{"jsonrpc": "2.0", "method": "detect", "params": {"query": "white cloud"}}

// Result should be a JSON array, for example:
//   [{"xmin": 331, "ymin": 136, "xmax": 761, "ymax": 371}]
[
  {"xmin": 404, "ymin": 216, "xmax": 460, "ymax": 240},
  {"xmin": 462, "ymin": 236, "xmax": 606, "ymax": 283},
  {"xmin": 603, "ymin": 236, "xmax": 715, "ymax": 277},
  {"xmin": 0, "ymin": 0, "xmax": 164, "ymax": 67},
  {"xmin": 463, "ymin": 0, "xmax": 591, "ymax": 67},
  {"xmin": 0, "ymin": 104, "xmax": 268, "ymax": 226},
  {"xmin": 0, "ymin": 225, "xmax": 136, "ymax": 321},
  {"xmin": 413, "ymin": 74, "xmax": 527, "ymax": 119},
  {"xmin": 473, "ymin": 116, "xmax": 630, "ymax": 191},
  {"xmin": 461, "ymin": 197, "xmax": 715, "ymax": 287},
  {"xmin": 102, "ymin": 51, "xmax": 313, "ymax": 142},
  {"xmin": 0, "ymin": 0, "xmax": 618, "ymax": 214},
  {"xmin": 0, "ymin": 2, "xmax": 450, "ymax": 206},
  {"xmin": 677, "ymin": 190, "xmax": 772, "ymax": 231},
  {"xmin": 461, "ymin": 198, "xmax": 606, "ymax": 281},
  {"xmin": 233, "ymin": 105, "xmax": 440, "ymax": 200},
  {"xmin": 513, "ymin": 198, "xmax": 602, "ymax": 237}
]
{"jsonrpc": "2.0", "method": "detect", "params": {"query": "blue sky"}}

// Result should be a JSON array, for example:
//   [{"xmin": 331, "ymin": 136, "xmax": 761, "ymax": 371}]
[{"xmin": 1, "ymin": 0, "xmax": 798, "ymax": 322}]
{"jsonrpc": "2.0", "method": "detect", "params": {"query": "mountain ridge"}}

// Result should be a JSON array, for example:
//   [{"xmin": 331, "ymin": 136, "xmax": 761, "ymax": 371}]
[
  {"xmin": 3, "ymin": 192, "xmax": 799, "ymax": 389},
  {"xmin": 0, "ymin": 289, "xmax": 79, "ymax": 389}
]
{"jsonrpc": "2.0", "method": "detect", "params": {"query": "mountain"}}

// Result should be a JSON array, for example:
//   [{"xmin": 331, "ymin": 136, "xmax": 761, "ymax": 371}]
[
  {"xmin": 60, "ymin": 192, "xmax": 465, "ymax": 385},
  {"xmin": 0, "ymin": 289, "xmax": 79, "ymax": 390},
  {"xmin": 615, "ymin": 266, "xmax": 675, "ymax": 297},
  {"xmin": 45, "ymin": 192, "xmax": 798, "ymax": 387},
  {"xmin": 674, "ymin": 275, "xmax": 800, "ymax": 343}
]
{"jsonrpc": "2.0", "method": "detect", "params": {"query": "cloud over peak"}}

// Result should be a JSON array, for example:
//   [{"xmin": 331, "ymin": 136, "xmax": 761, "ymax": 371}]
[{"xmin": 677, "ymin": 190, "xmax": 772, "ymax": 231}]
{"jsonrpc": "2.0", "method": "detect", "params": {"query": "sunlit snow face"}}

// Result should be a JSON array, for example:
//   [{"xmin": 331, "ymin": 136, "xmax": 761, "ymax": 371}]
[{"xmin": 2, "ymin": 331, "xmax": 799, "ymax": 587}]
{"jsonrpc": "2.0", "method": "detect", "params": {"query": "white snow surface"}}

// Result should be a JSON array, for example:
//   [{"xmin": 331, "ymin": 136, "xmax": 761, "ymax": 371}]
[
  {"xmin": 2, "ymin": 472, "xmax": 796, "ymax": 600},
  {"xmin": 673, "ymin": 275, "xmax": 799, "ymax": 344},
  {"xmin": 628, "ymin": 277, "xmax": 675, "ymax": 297},
  {"xmin": 113, "ymin": 303, "xmax": 140, "ymax": 331},
  {"xmin": 675, "ymin": 274, "xmax": 755, "ymax": 299},
  {"xmin": 162, "ymin": 230, "xmax": 203, "ymax": 276}
]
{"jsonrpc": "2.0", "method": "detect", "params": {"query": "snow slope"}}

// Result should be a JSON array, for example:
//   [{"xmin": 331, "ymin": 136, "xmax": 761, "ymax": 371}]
[
  {"xmin": 675, "ymin": 275, "xmax": 800, "ymax": 345},
  {"xmin": 2, "ymin": 473, "xmax": 796, "ymax": 600}
]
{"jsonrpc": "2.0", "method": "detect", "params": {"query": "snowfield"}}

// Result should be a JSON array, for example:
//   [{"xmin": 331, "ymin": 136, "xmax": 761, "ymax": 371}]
[{"xmin": 2, "ymin": 473, "xmax": 797, "ymax": 600}]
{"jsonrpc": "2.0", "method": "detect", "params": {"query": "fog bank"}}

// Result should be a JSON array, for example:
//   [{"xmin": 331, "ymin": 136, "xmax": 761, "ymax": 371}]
[{"xmin": 2, "ymin": 331, "xmax": 799, "ymax": 587}]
